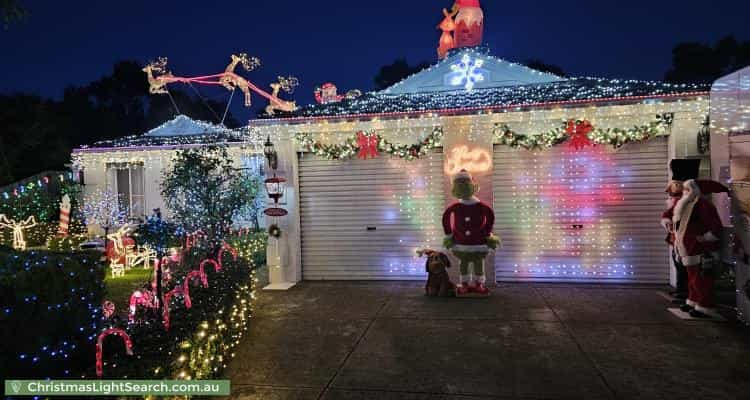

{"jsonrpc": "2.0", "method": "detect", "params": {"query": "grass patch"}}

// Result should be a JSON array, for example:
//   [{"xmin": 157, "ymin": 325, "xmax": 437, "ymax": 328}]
[{"xmin": 104, "ymin": 267, "xmax": 153, "ymax": 311}]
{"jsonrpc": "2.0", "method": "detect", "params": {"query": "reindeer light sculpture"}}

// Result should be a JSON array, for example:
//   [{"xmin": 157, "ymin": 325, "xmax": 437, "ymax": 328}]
[
  {"xmin": 143, "ymin": 54, "xmax": 298, "ymax": 115},
  {"xmin": 0, "ymin": 214, "xmax": 37, "ymax": 250}
]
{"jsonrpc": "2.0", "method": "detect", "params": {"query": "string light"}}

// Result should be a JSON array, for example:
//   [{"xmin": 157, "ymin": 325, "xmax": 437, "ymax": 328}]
[
  {"xmin": 493, "ymin": 113, "xmax": 674, "ymax": 150},
  {"xmin": 296, "ymin": 126, "xmax": 444, "ymax": 161},
  {"xmin": 0, "ymin": 215, "xmax": 38, "ymax": 250}
]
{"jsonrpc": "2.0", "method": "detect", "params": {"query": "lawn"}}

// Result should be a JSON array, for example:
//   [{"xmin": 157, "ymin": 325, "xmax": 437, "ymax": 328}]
[{"xmin": 104, "ymin": 266, "xmax": 153, "ymax": 312}]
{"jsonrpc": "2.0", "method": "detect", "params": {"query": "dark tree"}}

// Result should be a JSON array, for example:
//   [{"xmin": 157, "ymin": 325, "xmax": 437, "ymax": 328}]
[
  {"xmin": 0, "ymin": 0, "xmax": 26, "ymax": 29},
  {"xmin": 374, "ymin": 58, "xmax": 431, "ymax": 90},
  {"xmin": 524, "ymin": 59, "xmax": 566, "ymax": 77},
  {"xmin": 665, "ymin": 35, "xmax": 750, "ymax": 83},
  {"xmin": 0, "ymin": 60, "xmax": 240, "ymax": 187}
]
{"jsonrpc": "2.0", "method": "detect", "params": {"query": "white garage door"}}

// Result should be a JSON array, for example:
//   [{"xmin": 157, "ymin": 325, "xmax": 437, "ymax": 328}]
[
  {"xmin": 493, "ymin": 137, "xmax": 669, "ymax": 283},
  {"xmin": 299, "ymin": 150, "xmax": 445, "ymax": 280}
]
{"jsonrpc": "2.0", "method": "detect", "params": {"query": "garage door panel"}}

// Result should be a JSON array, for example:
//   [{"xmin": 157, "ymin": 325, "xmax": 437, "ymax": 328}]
[
  {"xmin": 493, "ymin": 138, "xmax": 669, "ymax": 283},
  {"xmin": 300, "ymin": 151, "xmax": 444, "ymax": 280}
]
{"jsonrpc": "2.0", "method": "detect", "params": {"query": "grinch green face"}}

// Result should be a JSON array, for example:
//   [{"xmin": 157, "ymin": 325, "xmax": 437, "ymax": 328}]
[{"xmin": 451, "ymin": 177, "xmax": 479, "ymax": 200}]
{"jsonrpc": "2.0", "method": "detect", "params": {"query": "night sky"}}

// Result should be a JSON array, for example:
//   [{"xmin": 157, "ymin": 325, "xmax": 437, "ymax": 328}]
[{"xmin": 1, "ymin": 0, "xmax": 749, "ymax": 122}]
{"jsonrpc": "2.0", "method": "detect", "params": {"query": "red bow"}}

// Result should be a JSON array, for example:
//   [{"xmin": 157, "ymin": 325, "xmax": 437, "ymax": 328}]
[
  {"xmin": 357, "ymin": 131, "xmax": 379, "ymax": 159},
  {"xmin": 565, "ymin": 119, "xmax": 593, "ymax": 150}
]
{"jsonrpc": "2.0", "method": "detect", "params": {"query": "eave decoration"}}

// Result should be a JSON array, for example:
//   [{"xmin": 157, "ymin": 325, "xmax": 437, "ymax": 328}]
[
  {"xmin": 296, "ymin": 127, "xmax": 444, "ymax": 161},
  {"xmin": 493, "ymin": 113, "xmax": 674, "ymax": 150}
]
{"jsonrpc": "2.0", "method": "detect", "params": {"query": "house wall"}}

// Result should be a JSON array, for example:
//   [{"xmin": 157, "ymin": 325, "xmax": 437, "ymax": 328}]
[
  {"xmin": 252, "ymin": 97, "xmax": 709, "ymax": 285},
  {"xmin": 73, "ymin": 145, "xmax": 264, "ymax": 227}
]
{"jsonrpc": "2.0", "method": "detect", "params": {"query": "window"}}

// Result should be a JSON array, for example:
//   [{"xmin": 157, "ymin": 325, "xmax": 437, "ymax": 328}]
[{"xmin": 106, "ymin": 163, "xmax": 145, "ymax": 219}]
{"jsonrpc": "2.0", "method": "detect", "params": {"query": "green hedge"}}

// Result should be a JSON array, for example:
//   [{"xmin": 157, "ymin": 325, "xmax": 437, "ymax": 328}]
[
  {"xmin": 0, "ymin": 248, "xmax": 106, "ymax": 378},
  {"xmin": 95, "ymin": 251, "xmax": 258, "ymax": 380}
]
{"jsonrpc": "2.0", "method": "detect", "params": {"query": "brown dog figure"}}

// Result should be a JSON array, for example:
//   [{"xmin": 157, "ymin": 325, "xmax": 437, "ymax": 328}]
[{"xmin": 419, "ymin": 249, "xmax": 456, "ymax": 297}]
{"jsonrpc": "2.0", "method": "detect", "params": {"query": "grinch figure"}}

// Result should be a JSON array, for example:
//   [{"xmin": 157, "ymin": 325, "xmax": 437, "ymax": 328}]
[{"xmin": 442, "ymin": 169, "xmax": 499, "ymax": 295}]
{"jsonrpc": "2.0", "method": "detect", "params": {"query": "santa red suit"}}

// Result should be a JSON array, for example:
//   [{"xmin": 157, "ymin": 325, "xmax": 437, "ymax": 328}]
[
  {"xmin": 672, "ymin": 179, "xmax": 723, "ymax": 316},
  {"xmin": 453, "ymin": 0, "xmax": 484, "ymax": 48},
  {"xmin": 661, "ymin": 181, "xmax": 688, "ymax": 298}
]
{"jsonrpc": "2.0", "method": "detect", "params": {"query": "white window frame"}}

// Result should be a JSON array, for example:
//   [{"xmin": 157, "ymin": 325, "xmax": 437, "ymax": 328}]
[{"xmin": 106, "ymin": 162, "xmax": 145, "ymax": 220}]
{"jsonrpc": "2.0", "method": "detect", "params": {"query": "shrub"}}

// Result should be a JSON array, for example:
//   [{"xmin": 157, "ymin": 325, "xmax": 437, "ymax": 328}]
[
  {"xmin": 94, "ymin": 253, "xmax": 255, "ymax": 380},
  {"xmin": 46, "ymin": 234, "xmax": 88, "ymax": 252},
  {"xmin": 0, "ymin": 248, "xmax": 105, "ymax": 378}
]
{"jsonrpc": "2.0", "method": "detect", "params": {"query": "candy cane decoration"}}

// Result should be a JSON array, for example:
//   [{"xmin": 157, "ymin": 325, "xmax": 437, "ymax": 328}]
[
  {"xmin": 200, "ymin": 258, "xmax": 221, "ymax": 275},
  {"xmin": 128, "ymin": 290, "xmax": 157, "ymax": 321},
  {"xmin": 184, "ymin": 269, "xmax": 209, "ymax": 289},
  {"xmin": 95, "ymin": 328, "xmax": 133, "ymax": 377},
  {"xmin": 152, "ymin": 257, "xmax": 173, "ymax": 290},
  {"xmin": 185, "ymin": 229, "xmax": 206, "ymax": 250},
  {"xmin": 162, "ymin": 286, "xmax": 191, "ymax": 330},
  {"xmin": 217, "ymin": 242, "xmax": 238, "ymax": 269},
  {"xmin": 57, "ymin": 194, "xmax": 71, "ymax": 237}
]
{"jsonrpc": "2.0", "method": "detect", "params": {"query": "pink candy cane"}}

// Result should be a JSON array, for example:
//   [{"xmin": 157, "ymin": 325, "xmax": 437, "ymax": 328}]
[
  {"xmin": 184, "ymin": 269, "xmax": 209, "ymax": 289},
  {"xmin": 128, "ymin": 290, "xmax": 156, "ymax": 321},
  {"xmin": 217, "ymin": 242, "xmax": 238, "ymax": 269},
  {"xmin": 162, "ymin": 286, "xmax": 191, "ymax": 330},
  {"xmin": 96, "ymin": 328, "xmax": 133, "ymax": 377},
  {"xmin": 200, "ymin": 258, "xmax": 221, "ymax": 275}
]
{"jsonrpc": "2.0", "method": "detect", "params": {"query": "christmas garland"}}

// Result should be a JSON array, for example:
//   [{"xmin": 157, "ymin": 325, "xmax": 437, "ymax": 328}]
[
  {"xmin": 296, "ymin": 126, "xmax": 444, "ymax": 161},
  {"xmin": 493, "ymin": 113, "xmax": 674, "ymax": 150}
]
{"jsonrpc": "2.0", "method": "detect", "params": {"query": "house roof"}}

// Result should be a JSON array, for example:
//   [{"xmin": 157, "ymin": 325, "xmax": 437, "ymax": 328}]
[
  {"xmin": 262, "ymin": 48, "xmax": 709, "ymax": 121},
  {"xmin": 77, "ymin": 115, "xmax": 251, "ymax": 151}
]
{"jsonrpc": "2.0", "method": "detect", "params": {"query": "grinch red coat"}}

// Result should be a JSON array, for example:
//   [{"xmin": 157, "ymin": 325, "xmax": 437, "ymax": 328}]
[{"xmin": 442, "ymin": 198, "xmax": 495, "ymax": 252}]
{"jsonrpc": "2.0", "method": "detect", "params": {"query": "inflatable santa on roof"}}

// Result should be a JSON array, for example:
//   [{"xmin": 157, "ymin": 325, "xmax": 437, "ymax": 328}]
[{"xmin": 454, "ymin": 0, "xmax": 484, "ymax": 48}]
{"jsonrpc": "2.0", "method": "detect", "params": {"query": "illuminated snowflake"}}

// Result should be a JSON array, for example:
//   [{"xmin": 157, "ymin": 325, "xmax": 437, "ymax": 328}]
[{"xmin": 449, "ymin": 54, "xmax": 485, "ymax": 91}]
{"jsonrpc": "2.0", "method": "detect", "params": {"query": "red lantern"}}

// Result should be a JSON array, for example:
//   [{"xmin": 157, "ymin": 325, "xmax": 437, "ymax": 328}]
[
  {"xmin": 264, "ymin": 176, "xmax": 286, "ymax": 203},
  {"xmin": 264, "ymin": 176, "xmax": 288, "ymax": 217}
]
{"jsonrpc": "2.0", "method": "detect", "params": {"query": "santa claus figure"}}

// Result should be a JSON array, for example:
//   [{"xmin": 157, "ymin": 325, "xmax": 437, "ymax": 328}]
[
  {"xmin": 453, "ymin": 0, "xmax": 484, "ymax": 48},
  {"xmin": 442, "ymin": 169, "xmax": 499, "ymax": 295},
  {"xmin": 660, "ymin": 159, "xmax": 700, "ymax": 301},
  {"xmin": 672, "ymin": 179, "xmax": 726, "ymax": 318}
]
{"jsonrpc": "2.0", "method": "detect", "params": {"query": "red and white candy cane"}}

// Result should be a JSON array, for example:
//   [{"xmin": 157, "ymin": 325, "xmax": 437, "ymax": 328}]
[
  {"xmin": 217, "ymin": 242, "xmax": 238, "ymax": 269},
  {"xmin": 185, "ymin": 229, "xmax": 207, "ymax": 250},
  {"xmin": 200, "ymin": 258, "xmax": 221, "ymax": 275},
  {"xmin": 184, "ymin": 269, "xmax": 209, "ymax": 289},
  {"xmin": 162, "ymin": 286, "xmax": 191, "ymax": 330},
  {"xmin": 128, "ymin": 290, "xmax": 156, "ymax": 321},
  {"xmin": 57, "ymin": 194, "xmax": 71, "ymax": 237},
  {"xmin": 95, "ymin": 328, "xmax": 133, "ymax": 377}
]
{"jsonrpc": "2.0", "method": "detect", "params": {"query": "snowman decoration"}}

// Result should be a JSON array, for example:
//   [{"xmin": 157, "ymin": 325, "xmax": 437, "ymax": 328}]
[{"xmin": 442, "ymin": 169, "xmax": 499, "ymax": 295}]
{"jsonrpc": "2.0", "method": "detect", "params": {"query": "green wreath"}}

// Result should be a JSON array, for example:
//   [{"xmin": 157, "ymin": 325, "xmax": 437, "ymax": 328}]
[
  {"xmin": 493, "ymin": 113, "xmax": 674, "ymax": 150},
  {"xmin": 268, "ymin": 224, "xmax": 282, "ymax": 239},
  {"xmin": 296, "ymin": 126, "xmax": 443, "ymax": 161}
]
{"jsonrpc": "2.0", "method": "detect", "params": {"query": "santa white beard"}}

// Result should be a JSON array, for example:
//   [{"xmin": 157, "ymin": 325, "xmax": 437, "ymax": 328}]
[{"xmin": 673, "ymin": 190, "xmax": 698, "ymax": 225}]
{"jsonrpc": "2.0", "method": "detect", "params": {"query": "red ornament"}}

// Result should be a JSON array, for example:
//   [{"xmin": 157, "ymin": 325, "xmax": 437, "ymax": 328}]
[
  {"xmin": 565, "ymin": 119, "xmax": 594, "ymax": 150},
  {"xmin": 357, "ymin": 131, "xmax": 379, "ymax": 159}
]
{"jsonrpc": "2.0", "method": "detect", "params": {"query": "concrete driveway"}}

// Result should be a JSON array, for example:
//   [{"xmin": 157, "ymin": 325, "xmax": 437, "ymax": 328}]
[{"xmin": 224, "ymin": 282, "xmax": 750, "ymax": 400}]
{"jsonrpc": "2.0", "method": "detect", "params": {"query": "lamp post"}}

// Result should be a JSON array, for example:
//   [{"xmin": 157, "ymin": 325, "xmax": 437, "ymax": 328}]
[{"xmin": 261, "ymin": 136, "xmax": 294, "ymax": 290}]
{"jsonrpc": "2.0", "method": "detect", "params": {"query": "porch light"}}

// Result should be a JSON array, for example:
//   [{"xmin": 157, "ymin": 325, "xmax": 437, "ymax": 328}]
[{"xmin": 263, "ymin": 136, "xmax": 278, "ymax": 170}]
